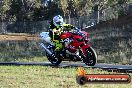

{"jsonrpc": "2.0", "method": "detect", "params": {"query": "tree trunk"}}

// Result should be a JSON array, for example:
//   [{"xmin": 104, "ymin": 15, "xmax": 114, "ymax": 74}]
[
  {"xmin": 97, "ymin": 6, "xmax": 100, "ymax": 23},
  {"xmin": 68, "ymin": 11, "xmax": 71, "ymax": 24}
]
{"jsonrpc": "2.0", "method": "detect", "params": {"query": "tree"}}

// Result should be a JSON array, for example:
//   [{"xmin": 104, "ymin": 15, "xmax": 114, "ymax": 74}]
[{"xmin": 0, "ymin": 0, "xmax": 12, "ymax": 33}]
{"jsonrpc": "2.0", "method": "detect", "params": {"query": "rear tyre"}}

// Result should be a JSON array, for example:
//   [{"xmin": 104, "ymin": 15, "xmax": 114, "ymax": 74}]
[
  {"xmin": 46, "ymin": 53, "xmax": 62, "ymax": 66},
  {"xmin": 46, "ymin": 46, "xmax": 62, "ymax": 66},
  {"xmin": 83, "ymin": 47, "xmax": 97, "ymax": 66}
]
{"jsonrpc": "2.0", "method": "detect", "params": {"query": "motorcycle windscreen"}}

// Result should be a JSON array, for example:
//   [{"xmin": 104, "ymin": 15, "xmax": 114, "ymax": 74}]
[{"xmin": 40, "ymin": 32, "xmax": 51, "ymax": 43}]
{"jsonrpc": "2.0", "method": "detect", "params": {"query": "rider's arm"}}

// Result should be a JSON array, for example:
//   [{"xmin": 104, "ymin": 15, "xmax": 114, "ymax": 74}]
[
  {"xmin": 49, "ymin": 29, "xmax": 53, "ymax": 40},
  {"xmin": 62, "ymin": 24, "xmax": 75, "ymax": 31}
]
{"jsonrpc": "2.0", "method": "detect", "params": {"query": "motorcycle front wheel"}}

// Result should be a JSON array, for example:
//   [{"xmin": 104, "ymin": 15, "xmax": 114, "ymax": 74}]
[{"xmin": 83, "ymin": 47, "xmax": 97, "ymax": 66}]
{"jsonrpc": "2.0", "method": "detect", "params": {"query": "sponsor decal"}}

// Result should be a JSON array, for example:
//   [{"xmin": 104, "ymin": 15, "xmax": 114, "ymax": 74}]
[{"xmin": 76, "ymin": 67, "xmax": 131, "ymax": 85}]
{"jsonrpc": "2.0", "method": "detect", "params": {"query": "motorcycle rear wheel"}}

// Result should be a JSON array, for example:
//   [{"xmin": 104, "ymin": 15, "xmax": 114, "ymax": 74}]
[{"xmin": 46, "ymin": 47, "xmax": 62, "ymax": 66}]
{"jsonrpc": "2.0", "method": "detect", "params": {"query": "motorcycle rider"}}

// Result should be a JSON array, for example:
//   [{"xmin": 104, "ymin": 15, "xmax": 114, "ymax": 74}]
[{"xmin": 48, "ymin": 15, "xmax": 85, "ymax": 52}]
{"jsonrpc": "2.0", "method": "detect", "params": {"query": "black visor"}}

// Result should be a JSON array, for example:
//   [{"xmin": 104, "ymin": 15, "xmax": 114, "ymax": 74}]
[{"xmin": 56, "ymin": 21, "xmax": 62, "ymax": 25}]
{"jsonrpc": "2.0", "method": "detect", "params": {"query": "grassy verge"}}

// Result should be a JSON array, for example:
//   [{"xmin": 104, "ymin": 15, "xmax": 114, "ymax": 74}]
[
  {"xmin": 13, "ymin": 57, "xmax": 47, "ymax": 62},
  {"xmin": 0, "ymin": 56, "xmax": 47, "ymax": 62},
  {"xmin": 0, "ymin": 66, "xmax": 131, "ymax": 88}
]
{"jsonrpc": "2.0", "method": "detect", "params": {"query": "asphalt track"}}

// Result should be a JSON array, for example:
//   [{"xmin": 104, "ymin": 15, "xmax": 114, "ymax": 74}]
[{"xmin": 0, "ymin": 62, "xmax": 132, "ymax": 73}]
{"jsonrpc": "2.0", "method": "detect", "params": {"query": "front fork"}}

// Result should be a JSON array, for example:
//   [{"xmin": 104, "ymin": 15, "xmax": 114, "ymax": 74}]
[
  {"xmin": 78, "ymin": 44, "xmax": 91, "ymax": 61},
  {"xmin": 80, "ymin": 44, "xmax": 90, "ymax": 56}
]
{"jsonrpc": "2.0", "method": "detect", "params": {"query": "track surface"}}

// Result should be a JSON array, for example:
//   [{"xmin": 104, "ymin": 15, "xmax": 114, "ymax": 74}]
[{"xmin": 0, "ymin": 62, "xmax": 132, "ymax": 73}]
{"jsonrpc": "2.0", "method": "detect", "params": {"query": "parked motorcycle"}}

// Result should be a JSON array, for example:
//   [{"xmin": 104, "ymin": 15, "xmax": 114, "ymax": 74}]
[{"xmin": 39, "ymin": 28, "xmax": 97, "ymax": 66}]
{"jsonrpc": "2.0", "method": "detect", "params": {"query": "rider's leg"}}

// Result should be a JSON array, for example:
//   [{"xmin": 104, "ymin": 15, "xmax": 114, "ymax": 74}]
[{"xmin": 54, "ymin": 40, "xmax": 63, "ymax": 52}]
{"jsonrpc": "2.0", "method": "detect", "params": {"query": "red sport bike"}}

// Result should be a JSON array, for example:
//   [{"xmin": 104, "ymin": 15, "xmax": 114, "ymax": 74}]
[{"xmin": 39, "ymin": 28, "xmax": 97, "ymax": 66}]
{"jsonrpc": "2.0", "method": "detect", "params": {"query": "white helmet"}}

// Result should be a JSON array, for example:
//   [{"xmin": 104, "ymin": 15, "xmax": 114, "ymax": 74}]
[{"xmin": 53, "ymin": 15, "xmax": 64, "ymax": 26}]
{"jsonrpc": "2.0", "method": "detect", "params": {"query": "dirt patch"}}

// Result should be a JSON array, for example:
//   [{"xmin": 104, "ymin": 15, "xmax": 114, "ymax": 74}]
[{"xmin": 0, "ymin": 33, "xmax": 40, "ymax": 41}]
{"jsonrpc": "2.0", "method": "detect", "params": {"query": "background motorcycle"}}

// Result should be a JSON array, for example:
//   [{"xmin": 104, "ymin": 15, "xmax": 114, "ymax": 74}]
[{"xmin": 39, "ymin": 28, "xmax": 97, "ymax": 66}]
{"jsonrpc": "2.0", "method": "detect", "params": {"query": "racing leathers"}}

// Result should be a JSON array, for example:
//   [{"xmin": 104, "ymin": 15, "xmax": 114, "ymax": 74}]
[{"xmin": 49, "ymin": 21, "xmax": 85, "ymax": 52}]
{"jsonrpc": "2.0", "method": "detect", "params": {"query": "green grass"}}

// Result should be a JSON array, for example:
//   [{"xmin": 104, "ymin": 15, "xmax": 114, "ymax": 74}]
[
  {"xmin": 14, "ymin": 57, "xmax": 47, "ymax": 62},
  {"xmin": 0, "ymin": 66, "xmax": 131, "ymax": 88},
  {"xmin": 0, "ymin": 56, "xmax": 47, "ymax": 62}
]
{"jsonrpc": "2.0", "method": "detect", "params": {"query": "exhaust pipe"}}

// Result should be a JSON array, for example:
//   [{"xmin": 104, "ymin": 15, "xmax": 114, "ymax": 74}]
[{"xmin": 39, "ymin": 43, "xmax": 53, "ymax": 56}]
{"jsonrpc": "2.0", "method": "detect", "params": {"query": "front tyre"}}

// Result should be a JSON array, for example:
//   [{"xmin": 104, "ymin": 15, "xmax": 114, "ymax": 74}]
[{"xmin": 83, "ymin": 47, "xmax": 97, "ymax": 66}]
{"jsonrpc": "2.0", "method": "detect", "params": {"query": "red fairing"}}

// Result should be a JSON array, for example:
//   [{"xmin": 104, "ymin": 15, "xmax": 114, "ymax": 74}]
[
  {"xmin": 67, "ymin": 45, "xmax": 77, "ymax": 53},
  {"xmin": 60, "ymin": 32, "xmax": 71, "ymax": 39},
  {"xmin": 73, "ymin": 34, "xmax": 82, "ymax": 39},
  {"xmin": 71, "ymin": 42, "xmax": 83, "ymax": 47},
  {"xmin": 60, "ymin": 31, "xmax": 90, "ymax": 55},
  {"xmin": 81, "ymin": 31, "xmax": 89, "ymax": 39},
  {"xmin": 71, "ymin": 34, "xmax": 84, "ymax": 46}
]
